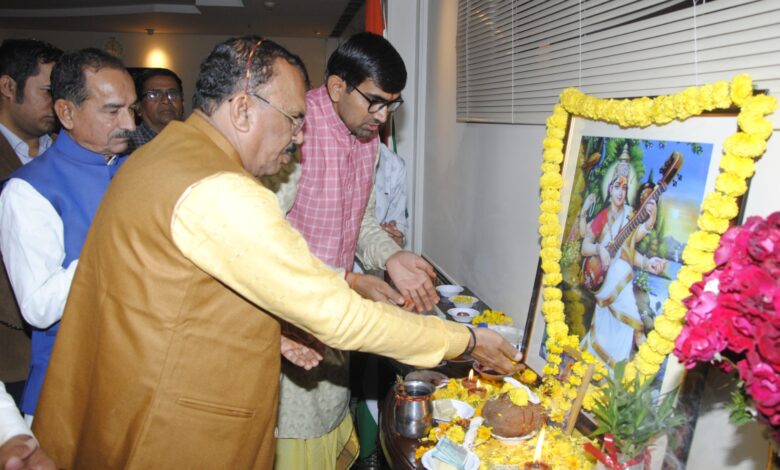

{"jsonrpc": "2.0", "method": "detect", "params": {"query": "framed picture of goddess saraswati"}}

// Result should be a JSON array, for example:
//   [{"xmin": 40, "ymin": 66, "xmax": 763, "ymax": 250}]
[{"xmin": 524, "ymin": 112, "xmax": 742, "ymax": 395}]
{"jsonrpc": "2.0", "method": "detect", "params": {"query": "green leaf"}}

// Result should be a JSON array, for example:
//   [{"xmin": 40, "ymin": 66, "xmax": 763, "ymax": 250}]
[
  {"xmin": 588, "ymin": 360, "xmax": 685, "ymax": 456},
  {"xmin": 727, "ymin": 390, "xmax": 755, "ymax": 426}
]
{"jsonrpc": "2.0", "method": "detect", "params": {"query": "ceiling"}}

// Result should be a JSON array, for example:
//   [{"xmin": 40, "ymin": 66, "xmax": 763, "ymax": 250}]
[{"xmin": 0, "ymin": 0, "xmax": 366, "ymax": 38}]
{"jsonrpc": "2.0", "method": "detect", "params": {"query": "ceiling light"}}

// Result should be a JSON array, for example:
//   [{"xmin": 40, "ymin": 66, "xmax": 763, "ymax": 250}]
[{"xmin": 264, "ymin": 1, "xmax": 276, "ymax": 8}]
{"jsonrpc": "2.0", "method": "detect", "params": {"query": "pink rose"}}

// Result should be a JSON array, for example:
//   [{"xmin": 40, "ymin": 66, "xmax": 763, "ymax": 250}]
[
  {"xmin": 715, "ymin": 226, "xmax": 741, "ymax": 266},
  {"xmin": 747, "ymin": 221, "xmax": 775, "ymax": 262},
  {"xmin": 749, "ymin": 234, "xmax": 775, "ymax": 262},
  {"xmin": 768, "ymin": 211, "xmax": 780, "ymax": 228},
  {"xmin": 716, "ymin": 265, "xmax": 742, "ymax": 294},
  {"xmin": 742, "ymin": 352, "xmax": 780, "ymax": 408},
  {"xmin": 766, "ymin": 258, "xmax": 780, "ymax": 279},
  {"xmin": 717, "ymin": 293, "xmax": 743, "ymax": 313},
  {"xmin": 737, "ymin": 291, "xmax": 775, "ymax": 325},
  {"xmin": 758, "ymin": 322, "xmax": 780, "ymax": 373},
  {"xmin": 742, "ymin": 215, "xmax": 766, "ymax": 236},
  {"xmin": 774, "ymin": 290, "xmax": 780, "ymax": 320},
  {"xmin": 674, "ymin": 322, "xmax": 726, "ymax": 368},
  {"xmin": 756, "ymin": 402, "xmax": 780, "ymax": 426},
  {"xmin": 682, "ymin": 288, "xmax": 718, "ymax": 325},
  {"xmin": 737, "ymin": 265, "xmax": 776, "ymax": 301},
  {"xmin": 725, "ymin": 314, "xmax": 758, "ymax": 354}
]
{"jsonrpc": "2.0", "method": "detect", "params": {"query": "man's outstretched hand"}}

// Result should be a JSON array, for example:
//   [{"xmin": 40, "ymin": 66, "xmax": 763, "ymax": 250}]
[
  {"xmin": 280, "ymin": 327, "xmax": 325, "ymax": 370},
  {"xmin": 347, "ymin": 272, "xmax": 405, "ymax": 307},
  {"xmin": 385, "ymin": 251, "xmax": 439, "ymax": 312},
  {"xmin": 468, "ymin": 328, "xmax": 524, "ymax": 375}
]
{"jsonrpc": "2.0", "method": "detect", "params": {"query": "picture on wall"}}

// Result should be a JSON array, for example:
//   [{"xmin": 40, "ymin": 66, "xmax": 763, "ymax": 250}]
[{"xmin": 525, "ymin": 113, "xmax": 742, "ymax": 394}]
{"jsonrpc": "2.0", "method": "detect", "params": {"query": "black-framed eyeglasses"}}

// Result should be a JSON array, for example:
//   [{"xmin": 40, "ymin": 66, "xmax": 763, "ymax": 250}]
[
  {"xmin": 350, "ymin": 86, "xmax": 403, "ymax": 113},
  {"xmin": 248, "ymin": 92, "xmax": 305, "ymax": 135},
  {"xmin": 142, "ymin": 89, "xmax": 182, "ymax": 102}
]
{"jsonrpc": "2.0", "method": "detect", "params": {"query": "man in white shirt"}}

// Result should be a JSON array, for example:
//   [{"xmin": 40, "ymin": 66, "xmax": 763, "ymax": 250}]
[
  {"xmin": 0, "ymin": 39, "xmax": 62, "ymax": 407},
  {"xmin": 369, "ymin": 142, "xmax": 407, "ymax": 250},
  {"xmin": 0, "ymin": 382, "xmax": 54, "ymax": 470},
  {"xmin": 0, "ymin": 48, "xmax": 136, "ymax": 418}
]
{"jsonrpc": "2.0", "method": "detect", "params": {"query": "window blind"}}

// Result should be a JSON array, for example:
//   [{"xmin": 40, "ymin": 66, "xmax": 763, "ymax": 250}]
[{"xmin": 456, "ymin": 0, "xmax": 780, "ymax": 124}]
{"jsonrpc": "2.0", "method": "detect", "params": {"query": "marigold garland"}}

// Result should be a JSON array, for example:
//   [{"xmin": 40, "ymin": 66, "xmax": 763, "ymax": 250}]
[{"xmin": 537, "ymin": 75, "xmax": 777, "ymax": 397}]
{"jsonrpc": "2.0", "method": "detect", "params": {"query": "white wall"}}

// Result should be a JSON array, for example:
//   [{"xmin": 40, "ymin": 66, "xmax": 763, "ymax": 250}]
[
  {"xmin": 413, "ymin": 1, "xmax": 546, "ymax": 321},
  {"xmin": 0, "ymin": 29, "xmax": 329, "ymax": 115},
  {"xmin": 386, "ymin": 1, "xmax": 424, "ymax": 255},
  {"xmin": 398, "ymin": 0, "xmax": 779, "ymax": 468}
]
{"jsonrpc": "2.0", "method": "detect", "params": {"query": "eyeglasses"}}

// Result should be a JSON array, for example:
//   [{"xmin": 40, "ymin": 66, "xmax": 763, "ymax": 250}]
[
  {"xmin": 350, "ymin": 86, "xmax": 403, "ymax": 113},
  {"xmin": 142, "ymin": 89, "xmax": 182, "ymax": 102},
  {"xmin": 248, "ymin": 92, "xmax": 305, "ymax": 135}
]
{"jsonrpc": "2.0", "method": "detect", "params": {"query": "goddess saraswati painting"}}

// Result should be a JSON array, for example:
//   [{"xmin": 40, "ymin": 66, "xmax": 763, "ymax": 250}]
[{"xmin": 557, "ymin": 136, "xmax": 713, "ymax": 378}]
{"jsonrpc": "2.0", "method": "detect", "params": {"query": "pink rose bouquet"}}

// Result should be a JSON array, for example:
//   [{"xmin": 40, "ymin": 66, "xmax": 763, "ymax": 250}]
[{"xmin": 674, "ymin": 211, "xmax": 780, "ymax": 442}]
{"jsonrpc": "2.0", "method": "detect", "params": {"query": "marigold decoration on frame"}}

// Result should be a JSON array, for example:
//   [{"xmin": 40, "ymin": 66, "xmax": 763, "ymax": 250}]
[{"xmin": 537, "ymin": 75, "xmax": 777, "ymax": 416}]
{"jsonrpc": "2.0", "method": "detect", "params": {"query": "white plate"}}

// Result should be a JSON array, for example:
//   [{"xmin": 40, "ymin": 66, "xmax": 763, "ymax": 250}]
[
  {"xmin": 490, "ymin": 429, "xmax": 538, "ymax": 445},
  {"xmin": 421, "ymin": 448, "xmax": 480, "ymax": 470},
  {"xmin": 451, "ymin": 295, "xmax": 478, "ymax": 308},
  {"xmin": 433, "ymin": 399, "xmax": 474, "ymax": 422},
  {"xmin": 436, "ymin": 284, "xmax": 464, "ymax": 298},
  {"xmin": 447, "ymin": 307, "xmax": 479, "ymax": 323}
]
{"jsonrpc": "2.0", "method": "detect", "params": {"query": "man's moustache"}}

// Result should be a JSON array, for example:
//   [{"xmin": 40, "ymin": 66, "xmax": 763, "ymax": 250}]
[{"xmin": 111, "ymin": 130, "xmax": 132, "ymax": 139}]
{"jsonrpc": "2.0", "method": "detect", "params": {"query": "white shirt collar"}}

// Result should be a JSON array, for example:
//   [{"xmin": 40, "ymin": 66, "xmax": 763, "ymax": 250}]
[{"xmin": 0, "ymin": 122, "xmax": 53, "ymax": 164}]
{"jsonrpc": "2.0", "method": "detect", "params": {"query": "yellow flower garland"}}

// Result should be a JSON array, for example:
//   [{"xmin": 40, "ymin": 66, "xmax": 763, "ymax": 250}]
[{"xmin": 538, "ymin": 75, "xmax": 777, "ymax": 393}]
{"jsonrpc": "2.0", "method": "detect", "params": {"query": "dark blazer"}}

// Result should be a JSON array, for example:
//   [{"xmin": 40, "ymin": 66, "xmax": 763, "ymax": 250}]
[{"xmin": 0, "ymin": 131, "xmax": 31, "ymax": 382}]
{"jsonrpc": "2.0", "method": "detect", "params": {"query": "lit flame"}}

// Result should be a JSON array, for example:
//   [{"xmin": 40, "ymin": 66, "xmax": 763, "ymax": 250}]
[
  {"xmin": 476, "ymin": 379, "xmax": 482, "ymax": 389},
  {"xmin": 468, "ymin": 369, "xmax": 474, "ymax": 381},
  {"xmin": 532, "ymin": 426, "xmax": 545, "ymax": 462}
]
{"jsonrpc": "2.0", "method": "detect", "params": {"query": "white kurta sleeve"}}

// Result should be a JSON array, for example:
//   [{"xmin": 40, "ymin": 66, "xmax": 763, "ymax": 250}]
[
  {"xmin": 0, "ymin": 178, "xmax": 77, "ymax": 329},
  {"xmin": 374, "ymin": 144, "xmax": 408, "ymax": 236},
  {"xmin": 0, "ymin": 382, "xmax": 32, "ymax": 445}
]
